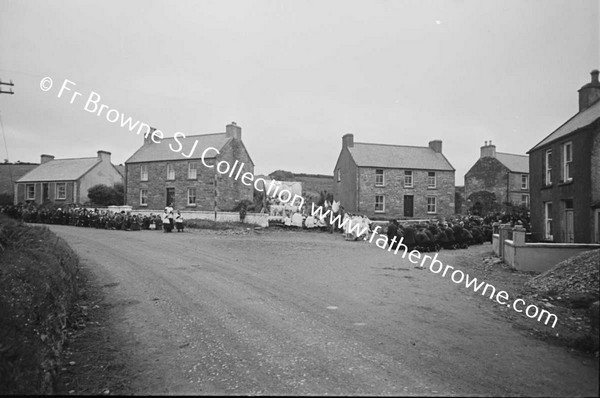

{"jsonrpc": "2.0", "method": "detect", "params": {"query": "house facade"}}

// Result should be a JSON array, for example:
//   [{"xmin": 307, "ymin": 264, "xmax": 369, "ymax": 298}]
[
  {"xmin": 528, "ymin": 70, "xmax": 600, "ymax": 243},
  {"xmin": 333, "ymin": 134, "xmax": 455, "ymax": 219},
  {"xmin": 14, "ymin": 151, "xmax": 123, "ymax": 205},
  {"xmin": 124, "ymin": 122, "xmax": 254, "ymax": 211},
  {"xmin": 464, "ymin": 141, "xmax": 529, "ymax": 214},
  {"xmin": 0, "ymin": 162, "xmax": 38, "ymax": 204}
]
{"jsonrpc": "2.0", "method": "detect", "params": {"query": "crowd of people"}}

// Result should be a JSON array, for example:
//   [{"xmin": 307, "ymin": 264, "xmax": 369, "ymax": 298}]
[{"xmin": 0, "ymin": 203, "xmax": 185, "ymax": 233}]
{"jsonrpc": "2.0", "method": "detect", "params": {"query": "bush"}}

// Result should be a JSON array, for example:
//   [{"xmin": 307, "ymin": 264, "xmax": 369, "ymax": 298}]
[
  {"xmin": 87, "ymin": 183, "xmax": 124, "ymax": 206},
  {"xmin": 0, "ymin": 215, "xmax": 79, "ymax": 394}
]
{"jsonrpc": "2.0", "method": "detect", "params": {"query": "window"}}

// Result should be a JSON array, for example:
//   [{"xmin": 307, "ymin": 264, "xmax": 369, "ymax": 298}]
[
  {"xmin": 140, "ymin": 164, "xmax": 148, "ymax": 181},
  {"xmin": 404, "ymin": 170, "xmax": 413, "ymax": 188},
  {"xmin": 521, "ymin": 174, "xmax": 528, "ymax": 190},
  {"xmin": 521, "ymin": 194, "xmax": 529, "ymax": 208},
  {"xmin": 427, "ymin": 172, "xmax": 436, "ymax": 189},
  {"xmin": 337, "ymin": 168, "xmax": 341, "ymax": 182},
  {"xmin": 544, "ymin": 202, "xmax": 553, "ymax": 240},
  {"xmin": 187, "ymin": 188, "xmax": 197, "ymax": 206},
  {"xmin": 545, "ymin": 149, "xmax": 552, "ymax": 185},
  {"xmin": 562, "ymin": 142, "xmax": 572, "ymax": 182},
  {"xmin": 166, "ymin": 163, "xmax": 175, "ymax": 180},
  {"xmin": 139, "ymin": 189, "xmax": 148, "ymax": 206},
  {"xmin": 427, "ymin": 196, "xmax": 437, "ymax": 214},
  {"xmin": 56, "ymin": 183, "xmax": 66, "ymax": 200},
  {"xmin": 375, "ymin": 195, "xmax": 385, "ymax": 212},
  {"xmin": 188, "ymin": 162, "xmax": 197, "ymax": 179},
  {"xmin": 26, "ymin": 184, "xmax": 35, "ymax": 200},
  {"xmin": 375, "ymin": 169, "xmax": 384, "ymax": 186}
]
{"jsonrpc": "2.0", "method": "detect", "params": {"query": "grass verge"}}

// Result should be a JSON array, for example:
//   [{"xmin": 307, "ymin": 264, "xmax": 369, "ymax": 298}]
[{"xmin": 0, "ymin": 215, "xmax": 79, "ymax": 394}]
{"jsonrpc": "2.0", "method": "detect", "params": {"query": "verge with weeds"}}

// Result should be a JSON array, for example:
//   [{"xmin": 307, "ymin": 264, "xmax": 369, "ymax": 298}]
[{"xmin": 0, "ymin": 215, "xmax": 79, "ymax": 394}]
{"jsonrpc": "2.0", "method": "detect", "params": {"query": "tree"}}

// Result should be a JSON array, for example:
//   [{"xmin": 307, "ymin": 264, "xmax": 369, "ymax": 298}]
[{"xmin": 87, "ymin": 183, "xmax": 124, "ymax": 206}]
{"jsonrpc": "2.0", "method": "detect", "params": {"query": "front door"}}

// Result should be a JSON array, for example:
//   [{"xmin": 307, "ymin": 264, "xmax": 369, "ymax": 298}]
[
  {"xmin": 565, "ymin": 210, "xmax": 574, "ymax": 243},
  {"xmin": 42, "ymin": 183, "xmax": 49, "ymax": 202},
  {"xmin": 166, "ymin": 188, "xmax": 175, "ymax": 207},
  {"xmin": 404, "ymin": 195, "xmax": 414, "ymax": 217}
]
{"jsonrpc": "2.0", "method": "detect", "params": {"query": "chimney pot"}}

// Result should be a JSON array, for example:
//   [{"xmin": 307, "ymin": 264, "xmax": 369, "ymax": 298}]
[
  {"xmin": 342, "ymin": 133, "xmax": 354, "ymax": 148},
  {"xmin": 144, "ymin": 127, "xmax": 157, "ymax": 145},
  {"xmin": 480, "ymin": 142, "xmax": 497, "ymax": 158}
]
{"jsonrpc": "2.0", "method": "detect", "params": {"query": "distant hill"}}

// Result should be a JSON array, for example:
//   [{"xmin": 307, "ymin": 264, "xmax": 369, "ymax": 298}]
[{"xmin": 268, "ymin": 170, "xmax": 333, "ymax": 198}]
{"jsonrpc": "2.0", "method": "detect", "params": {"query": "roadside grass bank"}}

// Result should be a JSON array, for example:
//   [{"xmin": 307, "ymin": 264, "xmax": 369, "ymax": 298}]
[{"xmin": 0, "ymin": 215, "xmax": 79, "ymax": 394}]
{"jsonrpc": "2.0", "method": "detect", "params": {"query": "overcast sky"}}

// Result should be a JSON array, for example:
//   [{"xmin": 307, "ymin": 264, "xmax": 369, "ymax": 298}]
[{"xmin": 0, "ymin": 0, "xmax": 598, "ymax": 184}]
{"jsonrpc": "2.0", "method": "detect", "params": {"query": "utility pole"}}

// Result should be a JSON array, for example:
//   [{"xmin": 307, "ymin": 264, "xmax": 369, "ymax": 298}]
[{"xmin": 0, "ymin": 79, "xmax": 15, "ymax": 95}]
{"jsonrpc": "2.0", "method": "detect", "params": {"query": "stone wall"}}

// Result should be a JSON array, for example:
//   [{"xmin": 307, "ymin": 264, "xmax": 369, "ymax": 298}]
[{"xmin": 357, "ymin": 167, "xmax": 455, "ymax": 219}]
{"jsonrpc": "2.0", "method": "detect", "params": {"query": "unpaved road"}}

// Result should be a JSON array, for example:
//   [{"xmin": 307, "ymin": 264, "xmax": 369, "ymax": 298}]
[{"xmin": 50, "ymin": 225, "xmax": 599, "ymax": 396}]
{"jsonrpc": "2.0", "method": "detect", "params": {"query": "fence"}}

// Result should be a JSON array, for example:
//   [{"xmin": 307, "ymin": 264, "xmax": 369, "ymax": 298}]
[{"xmin": 493, "ymin": 224, "xmax": 600, "ymax": 273}]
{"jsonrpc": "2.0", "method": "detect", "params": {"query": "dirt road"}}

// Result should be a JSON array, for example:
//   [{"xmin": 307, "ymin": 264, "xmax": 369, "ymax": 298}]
[{"xmin": 49, "ymin": 225, "xmax": 598, "ymax": 396}]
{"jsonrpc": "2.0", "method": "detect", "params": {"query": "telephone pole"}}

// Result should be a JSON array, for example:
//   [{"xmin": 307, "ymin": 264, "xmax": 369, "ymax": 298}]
[{"xmin": 0, "ymin": 79, "xmax": 15, "ymax": 95}]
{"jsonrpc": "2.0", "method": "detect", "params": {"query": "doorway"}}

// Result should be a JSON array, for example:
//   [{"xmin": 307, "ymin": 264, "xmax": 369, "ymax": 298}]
[
  {"xmin": 166, "ymin": 188, "xmax": 175, "ymax": 207},
  {"xmin": 404, "ymin": 195, "xmax": 414, "ymax": 217}
]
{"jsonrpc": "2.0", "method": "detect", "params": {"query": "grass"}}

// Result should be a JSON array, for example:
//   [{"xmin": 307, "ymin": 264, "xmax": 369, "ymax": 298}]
[{"xmin": 0, "ymin": 215, "xmax": 80, "ymax": 394}]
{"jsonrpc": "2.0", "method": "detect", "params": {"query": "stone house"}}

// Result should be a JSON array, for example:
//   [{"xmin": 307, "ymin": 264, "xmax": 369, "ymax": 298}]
[
  {"xmin": 464, "ymin": 142, "xmax": 529, "ymax": 214},
  {"xmin": 0, "ymin": 162, "xmax": 38, "ymax": 204},
  {"xmin": 124, "ymin": 122, "xmax": 254, "ymax": 211},
  {"xmin": 14, "ymin": 151, "xmax": 123, "ymax": 205},
  {"xmin": 528, "ymin": 70, "xmax": 600, "ymax": 243},
  {"xmin": 333, "ymin": 134, "xmax": 455, "ymax": 219}
]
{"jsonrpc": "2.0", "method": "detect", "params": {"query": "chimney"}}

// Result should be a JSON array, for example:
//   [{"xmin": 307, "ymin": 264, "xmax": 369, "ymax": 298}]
[
  {"xmin": 480, "ymin": 140, "xmax": 496, "ymax": 158},
  {"xmin": 40, "ymin": 154, "xmax": 55, "ymax": 164},
  {"xmin": 225, "ymin": 122, "xmax": 241, "ymax": 140},
  {"xmin": 342, "ymin": 133, "xmax": 354, "ymax": 148},
  {"xmin": 144, "ymin": 127, "xmax": 157, "ymax": 145},
  {"xmin": 578, "ymin": 69, "xmax": 600, "ymax": 111},
  {"xmin": 428, "ymin": 139, "xmax": 442, "ymax": 153},
  {"xmin": 97, "ymin": 150, "xmax": 111, "ymax": 162}
]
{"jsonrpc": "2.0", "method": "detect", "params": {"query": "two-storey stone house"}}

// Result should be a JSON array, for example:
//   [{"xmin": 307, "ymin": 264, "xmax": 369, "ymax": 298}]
[
  {"xmin": 124, "ymin": 122, "xmax": 254, "ymax": 211},
  {"xmin": 528, "ymin": 70, "xmax": 600, "ymax": 243},
  {"xmin": 464, "ymin": 141, "xmax": 529, "ymax": 214},
  {"xmin": 333, "ymin": 134, "xmax": 455, "ymax": 219}
]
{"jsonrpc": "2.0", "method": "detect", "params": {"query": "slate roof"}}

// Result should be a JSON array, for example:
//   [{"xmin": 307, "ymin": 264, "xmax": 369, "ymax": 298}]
[
  {"xmin": 125, "ymin": 133, "xmax": 230, "ymax": 163},
  {"xmin": 348, "ymin": 142, "xmax": 454, "ymax": 171},
  {"xmin": 17, "ymin": 158, "xmax": 100, "ymax": 182},
  {"xmin": 495, "ymin": 152, "xmax": 529, "ymax": 173},
  {"xmin": 529, "ymin": 99, "xmax": 600, "ymax": 152}
]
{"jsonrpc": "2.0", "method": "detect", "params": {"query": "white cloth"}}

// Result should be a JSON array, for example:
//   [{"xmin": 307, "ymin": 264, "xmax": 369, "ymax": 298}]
[{"xmin": 291, "ymin": 213, "xmax": 304, "ymax": 227}]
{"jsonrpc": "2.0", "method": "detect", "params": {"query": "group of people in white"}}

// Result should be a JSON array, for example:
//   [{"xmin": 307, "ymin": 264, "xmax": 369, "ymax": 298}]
[
  {"xmin": 159, "ymin": 203, "xmax": 184, "ymax": 232},
  {"xmin": 268, "ymin": 197, "xmax": 372, "ymax": 241}
]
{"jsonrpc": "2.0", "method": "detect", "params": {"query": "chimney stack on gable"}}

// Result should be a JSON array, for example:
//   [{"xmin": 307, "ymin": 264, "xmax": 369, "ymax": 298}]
[
  {"xmin": 342, "ymin": 133, "xmax": 354, "ymax": 148},
  {"xmin": 578, "ymin": 69, "xmax": 600, "ymax": 111},
  {"xmin": 428, "ymin": 139, "xmax": 442, "ymax": 153},
  {"xmin": 144, "ymin": 127, "xmax": 157, "ymax": 145},
  {"xmin": 225, "ymin": 122, "xmax": 241, "ymax": 140},
  {"xmin": 40, "ymin": 154, "xmax": 55, "ymax": 164},
  {"xmin": 480, "ymin": 140, "xmax": 496, "ymax": 158},
  {"xmin": 97, "ymin": 150, "xmax": 111, "ymax": 162}
]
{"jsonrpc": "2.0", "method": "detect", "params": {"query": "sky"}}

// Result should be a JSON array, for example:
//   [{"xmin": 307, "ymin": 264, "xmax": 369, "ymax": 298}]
[{"xmin": 0, "ymin": 0, "xmax": 598, "ymax": 185}]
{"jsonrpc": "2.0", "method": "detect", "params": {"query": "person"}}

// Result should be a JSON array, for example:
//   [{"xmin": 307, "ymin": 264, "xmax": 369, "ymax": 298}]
[
  {"xmin": 162, "ymin": 208, "xmax": 172, "ymax": 232},
  {"xmin": 166, "ymin": 203, "xmax": 175, "ymax": 231},
  {"xmin": 239, "ymin": 202, "xmax": 247, "ymax": 223},
  {"xmin": 175, "ymin": 210, "xmax": 184, "ymax": 232}
]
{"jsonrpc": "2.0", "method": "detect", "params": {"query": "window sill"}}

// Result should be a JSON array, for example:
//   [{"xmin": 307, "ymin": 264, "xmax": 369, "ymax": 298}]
[
  {"xmin": 140, "ymin": 179, "xmax": 148, "ymax": 182},
  {"xmin": 427, "ymin": 212, "xmax": 437, "ymax": 215},
  {"xmin": 374, "ymin": 210, "xmax": 386, "ymax": 213},
  {"xmin": 542, "ymin": 184, "xmax": 553, "ymax": 189},
  {"xmin": 427, "ymin": 187, "xmax": 436, "ymax": 190},
  {"xmin": 139, "ymin": 204, "xmax": 148, "ymax": 207},
  {"xmin": 187, "ymin": 204, "xmax": 197, "ymax": 207},
  {"xmin": 558, "ymin": 179, "xmax": 573, "ymax": 186},
  {"xmin": 404, "ymin": 186, "xmax": 414, "ymax": 189},
  {"xmin": 55, "ymin": 198, "xmax": 66, "ymax": 201},
  {"xmin": 375, "ymin": 185, "xmax": 385, "ymax": 188}
]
